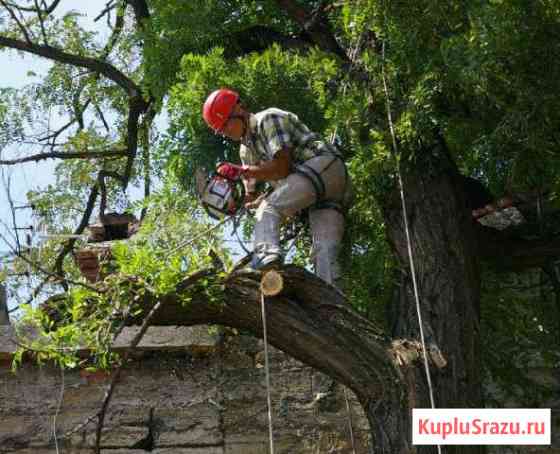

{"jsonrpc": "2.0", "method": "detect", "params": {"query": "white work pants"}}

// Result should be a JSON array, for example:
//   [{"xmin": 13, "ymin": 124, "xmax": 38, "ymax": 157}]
[{"xmin": 253, "ymin": 154, "xmax": 351, "ymax": 286}]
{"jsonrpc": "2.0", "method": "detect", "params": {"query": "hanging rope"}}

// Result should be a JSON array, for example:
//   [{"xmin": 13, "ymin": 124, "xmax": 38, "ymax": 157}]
[
  {"xmin": 343, "ymin": 388, "xmax": 357, "ymax": 453},
  {"xmin": 53, "ymin": 366, "xmax": 65, "ymax": 454},
  {"xmin": 260, "ymin": 291, "xmax": 275, "ymax": 454},
  {"xmin": 380, "ymin": 36, "xmax": 442, "ymax": 454}
]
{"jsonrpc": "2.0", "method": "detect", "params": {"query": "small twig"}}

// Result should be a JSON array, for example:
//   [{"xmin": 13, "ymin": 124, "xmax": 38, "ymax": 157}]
[
  {"xmin": 0, "ymin": 0, "xmax": 34, "ymax": 44},
  {"xmin": 95, "ymin": 104, "xmax": 111, "ymax": 133},
  {"xmin": 167, "ymin": 216, "xmax": 235, "ymax": 256},
  {"xmin": 0, "ymin": 148, "xmax": 127, "ymax": 165},
  {"xmin": 0, "ymin": 170, "xmax": 23, "ymax": 253},
  {"xmin": 0, "ymin": 230, "xmax": 103, "ymax": 293},
  {"xmin": 62, "ymin": 414, "xmax": 97, "ymax": 439},
  {"xmin": 94, "ymin": 0, "xmax": 116, "ymax": 22},
  {"xmin": 33, "ymin": 0, "xmax": 49, "ymax": 45},
  {"xmin": 38, "ymin": 117, "xmax": 77, "ymax": 142}
]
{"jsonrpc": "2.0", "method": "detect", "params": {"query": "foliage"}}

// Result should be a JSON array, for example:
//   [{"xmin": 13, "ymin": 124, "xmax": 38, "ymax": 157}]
[{"xmin": 11, "ymin": 181, "xmax": 230, "ymax": 370}]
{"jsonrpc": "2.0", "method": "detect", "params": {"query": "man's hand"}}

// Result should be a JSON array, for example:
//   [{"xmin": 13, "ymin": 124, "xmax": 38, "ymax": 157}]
[
  {"xmin": 216, "ymin": 162, "xmax": 245, "ymax": 180},
  {"xmin": 242, "ymin": 165, "xmax": 259, "ymax": 179},
  {"xmin": 244, "ymin": 192, "xmax": 265, "ymax": 210}
]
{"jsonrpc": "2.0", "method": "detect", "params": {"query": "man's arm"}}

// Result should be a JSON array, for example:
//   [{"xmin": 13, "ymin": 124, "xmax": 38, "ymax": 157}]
[{"xmin": 243, "ymin": 148, "xmax": 292, "ymax": 181}]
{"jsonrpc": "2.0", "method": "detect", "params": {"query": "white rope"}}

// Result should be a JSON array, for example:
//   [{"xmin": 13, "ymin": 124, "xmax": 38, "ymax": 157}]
[
  {"xmin": 343, "ymin": 387, "xmax": 357, "ymax": 454},
  {"xmin": 260, "ymin": 291, "xmax": 275, "ymax": 454},
  {"xmin": 53, "ymin": 366, "xmax": 65, "ymax": 454},
  {"xmin": 380, "ymin": 38, "xmax": 442, "ymax": 454}
]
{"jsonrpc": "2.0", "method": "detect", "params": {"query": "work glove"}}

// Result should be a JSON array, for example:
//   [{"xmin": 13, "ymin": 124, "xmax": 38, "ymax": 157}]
[{"xmin": 216, "ymin": 162, "xmax": 247, "ymax": 180}]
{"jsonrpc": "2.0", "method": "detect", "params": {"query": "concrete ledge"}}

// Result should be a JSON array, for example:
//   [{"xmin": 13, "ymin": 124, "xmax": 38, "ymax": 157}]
[{"xmin": 0, "ymin": 325, "xmax": 222, "ymax": 360}]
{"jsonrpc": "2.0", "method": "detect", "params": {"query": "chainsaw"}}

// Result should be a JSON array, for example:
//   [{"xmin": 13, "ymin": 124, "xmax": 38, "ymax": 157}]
[{"xmin": 195, "ymin": 163, "xmax": 247, "ymax": 220}]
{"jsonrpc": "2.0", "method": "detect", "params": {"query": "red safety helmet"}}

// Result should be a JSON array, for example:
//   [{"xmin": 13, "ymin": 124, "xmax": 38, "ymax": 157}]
[{"xmin": 202, "ymin": 88, "xmax": 240, "ymax": 132}]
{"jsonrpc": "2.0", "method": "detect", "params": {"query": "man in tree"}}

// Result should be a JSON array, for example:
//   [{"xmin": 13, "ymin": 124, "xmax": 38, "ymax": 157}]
[{"xmin": 202, "ymin": 88, "xmax": 352, "ymax": 287}]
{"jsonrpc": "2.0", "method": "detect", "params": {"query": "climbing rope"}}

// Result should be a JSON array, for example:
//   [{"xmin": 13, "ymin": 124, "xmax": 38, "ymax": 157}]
[
  {"xmin": 380, "ymin": 36, "xmax": 442, "ymax": 454},
  {"xmin": 343, "ymin": 388, "xmax": 357, "ymax": 453},
  {"xmin": 260, "ymin": 291, "xmax": 275, "ymax": 454},
  {"xmin": 53, "ymin": 366, "xmax": 65, "ymax": 454}
]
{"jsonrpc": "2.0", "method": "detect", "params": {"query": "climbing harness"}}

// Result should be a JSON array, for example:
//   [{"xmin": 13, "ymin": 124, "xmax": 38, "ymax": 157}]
[
  {"xmin": 381, "ymin": 35, "xmax": 442, "ymax": 454},
  {"xmin": 294, "ymin": 153, "xmax": 348, "ymax": 216}
]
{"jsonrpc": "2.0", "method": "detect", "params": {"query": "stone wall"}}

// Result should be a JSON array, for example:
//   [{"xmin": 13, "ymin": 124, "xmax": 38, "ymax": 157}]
[
  {"xmin": 0, "ymin": 325, "xmax": 370, "ymax": 453},
  {"xmin": 1, "ymin": 325, "xmax": 559, "ymax": 454}
]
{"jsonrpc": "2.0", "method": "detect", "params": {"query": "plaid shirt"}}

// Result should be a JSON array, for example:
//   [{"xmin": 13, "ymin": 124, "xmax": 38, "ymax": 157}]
[{"xmin": 239, "ymin": 108, "xmax": 339, "ymax": 167}]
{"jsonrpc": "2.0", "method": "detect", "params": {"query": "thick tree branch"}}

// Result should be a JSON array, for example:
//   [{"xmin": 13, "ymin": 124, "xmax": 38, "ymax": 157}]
[
  {"xmin": 125, "ymin": 265, "xmax": 424, "ymax": 451},
  {"xmin": 121, "ymin": 95, "xmax": 149, "ymax": 189},
  {"xmin": 0, "ymin": 35, "xmax": 141, "ymax": 96},
  {"xmin": 224, "ymin": 25, "xmax": 311, "ymax": 57},
  {"xmin": 4, "ymin": 0, "xmax": 61, "ymax": 14},
  {"xmin": 139, "ymin": 105, "xmax": 156, "ymax": 220},
  {"xmin": 125, "ymin": 0, "xmax": 149, "ymax": 28},
  {"xmin": 0, "ymin": 149, "xmax": 127, "ymax": 165},
  {"xmin": 54, "ymin": 184, "xmax": 99, "ymax": 287},
  {"xmin": 274, "ymin": 0, "xmax": 348, "ymax": 61},
  {"xmin": 477, "ymin": 225, "xmax": 560, "ymax": 271},
  {"xmin": 132, "ymin": 266, "xmax": 399, "ymax": 406}
]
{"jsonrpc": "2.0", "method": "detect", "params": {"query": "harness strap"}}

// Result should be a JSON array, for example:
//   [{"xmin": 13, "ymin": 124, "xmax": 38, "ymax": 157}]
[
  {"xmin": 295, "ymin": 154, "xmax": 350, "ymax": 216},
  {"xmin": 295, "ymin": 163, "xmax": 326, "ymax": 201},
  {"xmin": 313, "ymin": 200, "xmax": 345, "ymax": 215}
]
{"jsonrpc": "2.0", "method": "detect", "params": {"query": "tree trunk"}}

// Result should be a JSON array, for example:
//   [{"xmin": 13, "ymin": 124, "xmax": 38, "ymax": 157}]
[{"xmin": 382, "ymin": 139, "xmax": 484, "ymax": 454}]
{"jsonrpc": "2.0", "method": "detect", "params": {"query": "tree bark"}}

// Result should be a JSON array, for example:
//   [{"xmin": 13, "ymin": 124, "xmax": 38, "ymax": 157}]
[
  {"xmin": 382, "ymin": 139, "xmax": 484, "ymax": 454},
  {"xmin": 0, "ymin": 36, "xmax": 141, "ymax": 96}
]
